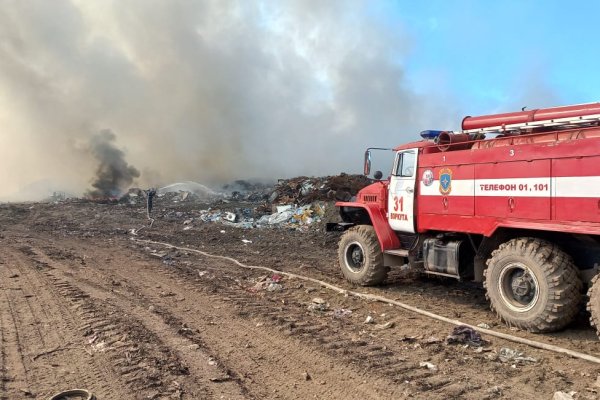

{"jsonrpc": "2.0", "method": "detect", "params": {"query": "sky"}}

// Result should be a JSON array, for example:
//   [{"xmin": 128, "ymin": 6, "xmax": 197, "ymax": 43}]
[{"xmin": 0, "ymin": 0, "xmax": 599, "ymax": 200}]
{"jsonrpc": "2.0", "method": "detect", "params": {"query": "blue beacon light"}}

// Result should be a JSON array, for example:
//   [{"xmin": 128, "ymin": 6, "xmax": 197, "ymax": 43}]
[{"xmin": 419, "ymin": 130, "xmax": 444, "ymax": 140}]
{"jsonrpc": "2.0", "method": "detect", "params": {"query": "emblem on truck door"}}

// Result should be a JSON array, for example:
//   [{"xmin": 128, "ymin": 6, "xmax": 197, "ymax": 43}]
[
  {"xmin": 439, "ymin": 168, "xmax": 452, "ymax": 195},
  {"xmin": 422, "ymin": 169, "xmax": 434, "ymax": 186}
]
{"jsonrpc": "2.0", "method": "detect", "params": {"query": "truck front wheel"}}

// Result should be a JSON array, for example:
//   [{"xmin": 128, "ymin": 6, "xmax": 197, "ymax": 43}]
[
  {"xmin": 338, "ymin": 225, "xmax": 388, "ymax": 286},
  {"xmin": 587, "ymin": 274, "xmax": 600, "ymax": 338},
  {"xmin": 484, "ymin": 238, "xmax": 582, "ymax": 332}
]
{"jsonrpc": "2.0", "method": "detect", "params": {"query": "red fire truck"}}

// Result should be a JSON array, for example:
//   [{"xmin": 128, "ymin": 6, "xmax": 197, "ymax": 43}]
[{"xmin": 328, "ymin": 102, "xmax": 600, "ymax": 336}]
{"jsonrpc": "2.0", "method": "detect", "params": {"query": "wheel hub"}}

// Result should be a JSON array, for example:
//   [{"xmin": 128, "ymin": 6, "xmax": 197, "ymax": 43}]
[
  {"xmin": 344, "ymin": 242, "xmax": 365, "ymax": 273},
  {"xmin": 511, "ymin": 272, "xmax": 535, "ymax": 299},
  {"xmin": 498, "ymin": 263, "xmax": 540, "ymax": 312},
  {"xmin": 350, "ymin": 247, "xmax": 363, "ymax": 265}
]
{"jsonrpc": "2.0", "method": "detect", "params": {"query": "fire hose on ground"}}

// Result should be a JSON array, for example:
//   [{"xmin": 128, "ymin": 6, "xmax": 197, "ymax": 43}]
[
  {"xmin": 48, "ymin": 389, "xmax": 95, "ymax": 400},
  {"xmin": 131, "ymin": 237, "xmax": 600, "ymax": 365}
]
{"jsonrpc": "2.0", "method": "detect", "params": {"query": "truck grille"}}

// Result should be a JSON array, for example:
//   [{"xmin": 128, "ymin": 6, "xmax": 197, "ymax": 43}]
[{"xmin": 363, "ymin": 195, "xmax": 378, "ymax": 203}]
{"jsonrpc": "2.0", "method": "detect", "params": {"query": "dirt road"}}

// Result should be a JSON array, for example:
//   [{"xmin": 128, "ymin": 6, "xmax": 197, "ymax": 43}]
[{"xmin": 0, "ymin": 202, "xmax": 599, "ymax": 399}]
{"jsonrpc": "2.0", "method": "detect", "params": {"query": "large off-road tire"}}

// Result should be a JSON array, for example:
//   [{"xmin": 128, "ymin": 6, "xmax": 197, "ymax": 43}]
[
  {"xmin": 484, "ymin": 237, "xmax": 582, "ymax": 333},
  {"xmin": 587, "ymin": 274, "xmax": 600, "ymax": 338},
  {"xmin": 338, "ymin": 225, "xmax": 389, "ymax": 286}
]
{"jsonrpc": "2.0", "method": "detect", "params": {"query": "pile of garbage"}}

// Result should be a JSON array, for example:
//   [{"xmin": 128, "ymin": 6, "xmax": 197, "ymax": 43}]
[
  {"xmin": 119, "ymin": 173, "xmax": 370, "ymax": 231},
  {"xmin": 221, "ymin": 180, "xmax": 273, "ymax": 202},
  {"xmin": 270, "ymin": 174, "xmax": 371, "ymax": 204},
  {"xmin": 194, "ymin": 202, "xmax": 327, "ymax": 230}
]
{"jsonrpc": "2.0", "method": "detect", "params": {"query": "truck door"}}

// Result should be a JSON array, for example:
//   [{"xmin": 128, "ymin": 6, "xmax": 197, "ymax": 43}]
[{"xmin": 387, "ymin": 149, "xmax": 417, "ymax": 233}]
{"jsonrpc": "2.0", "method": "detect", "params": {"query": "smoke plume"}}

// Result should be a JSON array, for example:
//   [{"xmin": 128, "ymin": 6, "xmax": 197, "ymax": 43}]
[
  {"xmin": 86, "ymin": 130, "xmax": 140, "ymax": 198},
  {"xmin": 0, "ymin": 0, "xmax": 462, "ymax": 200}
]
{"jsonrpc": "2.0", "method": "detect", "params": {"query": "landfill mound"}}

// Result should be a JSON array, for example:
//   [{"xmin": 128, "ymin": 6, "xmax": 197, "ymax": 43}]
[
  {"xmin": 66, "ymin": 173, "xmax": 372, "ymax": 231},
  {"xmin": 270, "ymin": 174, "xmax": 372, "ymax": 204}
]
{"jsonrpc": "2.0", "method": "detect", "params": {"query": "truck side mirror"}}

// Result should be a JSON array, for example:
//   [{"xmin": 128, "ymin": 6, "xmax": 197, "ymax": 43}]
[{"xmin": 364, "ymin": 150, "xmax": 371, "ymax": 175}]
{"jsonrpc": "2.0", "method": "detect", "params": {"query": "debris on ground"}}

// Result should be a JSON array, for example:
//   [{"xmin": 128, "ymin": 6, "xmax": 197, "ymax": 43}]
[
  {"xmin": 477, "ymin": 323, "xmax": 491, "ymax": 329},
  {"xmin": 498, "ymin": 347, "xmax": 537, "ymax": 364},
  {"xmin": 364, "ymin": 315, "xmax": 374, "ymax": 324},
  {"xmin": 308, "ymin": 298, "xmax": 329, "ymax": 312},
  {"xmin": 446, "ymin": 325, "xmax": 484, "ymax": 347},
  {"xmin": 422, "ymin": 336, "xmax": 442, "ymax": 345},
  {"xmin": 553, "ymin": 391, "xmax": 576, "ymax": 400},
  {"xmin": 332, "ymin": 309, "xmax": 352, "ymax": 319},
  {"xmin": 419, "ymin": 362, "xmax": 438, "ymax": 372},
  {"xmin": 248, "ymin": 275, "xmax": 284, "ymax": 293},
  {"xmin": 374, "ymin": 321, "xmax": 395, "ymax": 330}
]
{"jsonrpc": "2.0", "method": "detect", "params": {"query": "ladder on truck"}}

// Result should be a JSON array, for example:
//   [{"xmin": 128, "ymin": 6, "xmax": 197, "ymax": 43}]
[{"xmin": 458, "ymin": 113, "xmax": 600, "ymax": 135}]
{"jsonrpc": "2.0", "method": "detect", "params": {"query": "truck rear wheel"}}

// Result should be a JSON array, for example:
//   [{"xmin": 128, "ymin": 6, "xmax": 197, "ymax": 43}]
[
  {"xmin": 484, "ymin": 238, "xmax": 582, "ymax": 332},
  {"xmin": 338, "ymin": 225, "xmax": 388, "ymax": 286},
  {"xmin": 587, "ymin": 274, "xmax": 600, "ymax": 338}
]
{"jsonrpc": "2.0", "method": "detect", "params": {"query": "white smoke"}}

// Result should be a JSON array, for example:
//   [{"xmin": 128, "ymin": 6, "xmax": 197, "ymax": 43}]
[{"xmin": 0, "ymin": 0, "xmax": 461, "ymax": 200}]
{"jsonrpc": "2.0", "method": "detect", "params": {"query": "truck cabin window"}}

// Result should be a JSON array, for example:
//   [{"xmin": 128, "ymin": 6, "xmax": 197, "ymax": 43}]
[{"xmin": 394, "ymin": 151, "xmax": 416, "ymax": 177}]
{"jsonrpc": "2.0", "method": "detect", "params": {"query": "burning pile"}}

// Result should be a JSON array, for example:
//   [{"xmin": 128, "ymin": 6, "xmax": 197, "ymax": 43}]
[{"xmin": 86, "ymin": 130, "xmax": 140, "ymax": 199}]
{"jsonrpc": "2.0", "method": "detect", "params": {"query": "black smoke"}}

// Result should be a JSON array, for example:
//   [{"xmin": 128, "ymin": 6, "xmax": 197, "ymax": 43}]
[{"xmin": 87, "ymin": 130, "xmax": 140, "ymax": 198}]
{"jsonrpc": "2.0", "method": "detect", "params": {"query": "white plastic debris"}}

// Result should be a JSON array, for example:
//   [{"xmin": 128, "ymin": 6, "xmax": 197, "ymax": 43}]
[
  {"xmin": 276, "ymin": 205, "xmax": 293, "ymax": 213},
  {"xmin": 553, "ymin": 391, "xmax": 576, "ymax": 400},
  {"xmin": 223, "ymin": 212, "xmax": 237, "ymax": 222},
  {"xmin": 364, "ymin": 316, "xmax": 374, "ymax": 324},
  {"xmin": 419, "ymin": 362, "xmax": 438, "ymax": 372},
  {"xmin": 498, "ymin": 347, "xmax": 537, "ymax": 364},
  {"xmin": 241, "ymin": 239, "xmax": 252, "ymax": 244}
]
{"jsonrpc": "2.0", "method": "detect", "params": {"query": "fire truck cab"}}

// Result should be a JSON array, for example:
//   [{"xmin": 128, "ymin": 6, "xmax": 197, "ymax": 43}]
[{"xmin": 329, "ymin": 102, "xmax": 600, "ymax": 336}]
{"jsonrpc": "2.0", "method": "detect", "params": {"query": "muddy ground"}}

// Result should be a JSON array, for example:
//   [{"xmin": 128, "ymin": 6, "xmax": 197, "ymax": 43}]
[{"xmin": 0, "ymin": 199, "xmax": 599, "ymax": 399}]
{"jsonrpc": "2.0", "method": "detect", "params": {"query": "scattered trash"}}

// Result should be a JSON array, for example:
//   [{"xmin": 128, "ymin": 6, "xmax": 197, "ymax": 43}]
[
  {"xmin": 422, "ymin": 336, "xmax": 442, "ymax": 345},
  {"xmin": 364, "ymin": 316, "xmax": 374, "ymax": 324},
  {"xmin": 208, "ymin": 357, "xmax": 217, "ymax": 366},
  {"xmin": 198, "ymin": 270, "xmax": 208, "ymax": 277},
  {"xmin": 249, "ymin": 275, "xmax": 284, "ymax": 292},
  {"xmin": 308, "ymin": 298, "xmax": 329, "ymax": 312},
  {"xmin": 487, "ymin": 386, "xmax": 502, "ymax": 395},
  {"xmin": 303, "ymin": 372, "xmax": 312, "ymax": 381},
  {"xmin": 477, "ymin": 323, "xmax": 491, "ymax": 329},
  {"xmin": 374, "ymin": 321, "xmax": 395, "ymax": 330},
  {"xmin": 446, "ymin": 325, "xmax": 484, "ymax": 347},
  {"xmin": 333, "ymin": 309, "xmax": 352, "ymax": 319},
  {"xmin": 209, "ymin": 375, "xmax": 232, "ymax": 383},
  {"xmin": 553, "ymin": 391, "xmax": 576, "ymax": 400},
  {"xmin": 223, "ymin": 212, "xmax": 237, "ymax": 222},
  {"xmin": 90, "ymin": 341, "xmax": 108, "ymax": 353},
  {"xmin": 241, "ymin": 239, "xmax": 253, "ymax": 244},
  {"xmin": 498, "ymin": 347, "xmax": 537, "ymax": 364},
  {"xmin": 400, "ymin": 335, "xmax": 418, "ymax": 343},
  {"xmin": 419, "ymin": 362, "xmax": 438, "ymax": 372},
  {"xmin": 266, "ymin": 283, "xmax": 283, "ymax": 292}
]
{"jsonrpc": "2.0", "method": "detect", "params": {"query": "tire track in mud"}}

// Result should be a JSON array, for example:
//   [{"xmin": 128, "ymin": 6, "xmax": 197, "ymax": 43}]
[
  {"xmin": 121, "ymin": 239, "xmax": 597, "ymax": 399},
  {"xmin": 1, "ymin": 244, "xmax": 135, "ymax": 399},
  {"xmin": 14, "ymin": 241, "xmax": 251, "ymax": 400},
  {"xmin": 36, "ymin": 237, "xmax": 481, "ymax": 399},
  {"xmin": 8, "ymin": 233, "xmax": 599, "ymax": 399},
  {"xmin": 31, "ymin": 237, "xmax": 408, "ymax": 399}
]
